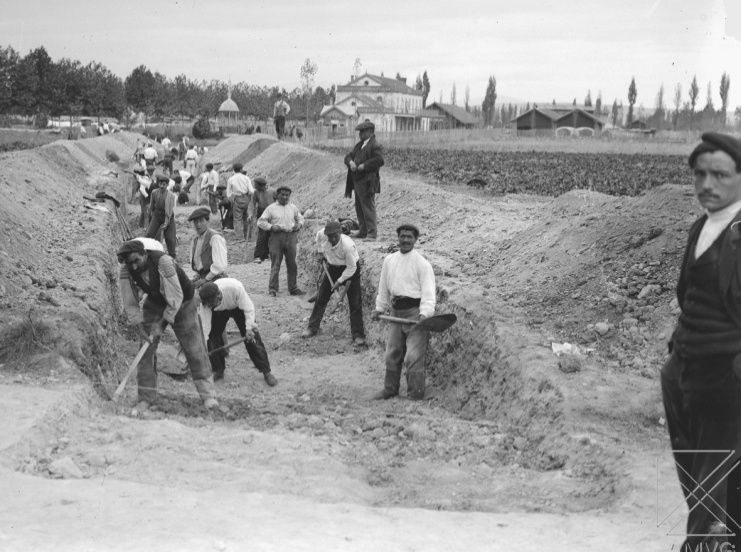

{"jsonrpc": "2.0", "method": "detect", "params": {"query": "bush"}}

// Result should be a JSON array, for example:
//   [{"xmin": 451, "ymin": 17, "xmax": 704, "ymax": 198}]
[
  {"xmin": 34, "ymin": 112, "xmax": 49, "ymax": 129},
  {"xmin": 192, "ymin": 118, "xmax": 212, "ymax": 139}
]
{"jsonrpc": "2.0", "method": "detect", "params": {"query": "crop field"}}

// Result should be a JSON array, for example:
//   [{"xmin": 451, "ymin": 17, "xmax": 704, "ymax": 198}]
[{"xmin": 315, "ymin": 145, "xmax": 689, "ymax": 196}]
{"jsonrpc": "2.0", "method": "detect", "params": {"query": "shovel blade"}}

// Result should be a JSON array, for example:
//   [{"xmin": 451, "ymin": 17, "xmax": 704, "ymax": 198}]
[{"xmin": 415, "ymin": 313, "xmax": 457, "ymax": 333}]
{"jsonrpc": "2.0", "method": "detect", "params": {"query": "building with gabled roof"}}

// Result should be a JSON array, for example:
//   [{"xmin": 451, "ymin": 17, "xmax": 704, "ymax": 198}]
[
  {"xmin": 321, "ymin": 72, "xmax": 441, "ymax": 133},
  {"xmin": 425, "ymin": 102, "xmax": 479, "ymax": 129},
  {"xmin": 512, "ymin": 104, "xmax": 604, "ymax": 136}
]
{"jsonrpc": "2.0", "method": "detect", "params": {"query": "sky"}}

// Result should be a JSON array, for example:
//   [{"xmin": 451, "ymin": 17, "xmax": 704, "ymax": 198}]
[{"xmin": 1, "ymin": 0, "xmax": 739, "ymax": 113}]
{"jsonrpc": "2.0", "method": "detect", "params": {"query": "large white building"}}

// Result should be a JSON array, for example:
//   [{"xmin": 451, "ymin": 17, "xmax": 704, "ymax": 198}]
[{"xmin": 320, "ymin": 73, "xmax": 442, "ymax": 133}]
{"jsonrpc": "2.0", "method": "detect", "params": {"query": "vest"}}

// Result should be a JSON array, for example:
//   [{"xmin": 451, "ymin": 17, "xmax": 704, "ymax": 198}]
[
  {"xmin": 152, "ymin": 189, "xmax": 168, "ymax": 218},
  {"xmin": 674, "ymin": 228, "xmax": 741, "ymax": 357},
  {"xmin": 191, "ymin": 228, "xmax": 221, "ymax": 277},
  {"xmin": 130, "ymin": 251, "xmax": 193, "ymax": 306}
]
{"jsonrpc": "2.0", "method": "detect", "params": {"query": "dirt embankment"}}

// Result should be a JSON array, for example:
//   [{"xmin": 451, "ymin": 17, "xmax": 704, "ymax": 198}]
[{"xmin": 0, "ymin": 133, "xmax": 140, "ymax": 389}]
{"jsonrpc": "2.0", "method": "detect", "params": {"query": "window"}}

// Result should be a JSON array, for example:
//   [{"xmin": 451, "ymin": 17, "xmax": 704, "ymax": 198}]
[{"xmin": 364, "ymin": 80, "xmax": 369, "ymax": 86}]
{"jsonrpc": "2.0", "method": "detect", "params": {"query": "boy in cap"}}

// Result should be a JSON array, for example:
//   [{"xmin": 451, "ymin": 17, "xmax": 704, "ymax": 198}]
[
  {"xmin": 188, "ymin": 206, "xmax": 228, "ymax": 289},
  {"xmin": 661, "ymin": 132, "xmax": 741, "ymax": 550},
  {"xmin": 198, "ymin": 279, "xmax": 277, "ymax": 386},
  {"xmin": 146, "ymin": 174, "xmax": 178, "ymax": 258},
  {"xmin": 302, "ymin": 220, "xmax": 366, "ymax": 345},
  {"xmin": 344, "ymin": 120, "xmax": 384, "ymax": 241},
  {"xmin": 257, "ymin": 186, "xmax": 304, "ymax": 296}
]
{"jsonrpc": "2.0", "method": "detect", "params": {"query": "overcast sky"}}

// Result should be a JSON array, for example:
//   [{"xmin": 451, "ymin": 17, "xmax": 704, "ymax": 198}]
[{"xmin": 2, "ymin": 0, "xmax": 739, "ymax": 112}]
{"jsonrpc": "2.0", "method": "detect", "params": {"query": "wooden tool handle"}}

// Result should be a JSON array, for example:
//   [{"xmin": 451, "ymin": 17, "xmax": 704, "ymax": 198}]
[
  {"xmin": 208, "ymin": 336, "xmax": 252, "ymax": 356},
  {"xmin": 113, "ymin": 341, "xmax": 150, "ymax": 401},
  {"xmin": 378, "ymin": 315, "xmax": 416, "ymax": 325}
]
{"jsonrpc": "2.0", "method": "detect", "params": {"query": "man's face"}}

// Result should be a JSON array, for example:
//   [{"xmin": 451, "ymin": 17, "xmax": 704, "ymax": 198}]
[
  {"xmin": 277, "ymin": 190, "xmax": 290, "ymax": 205},
  {"xmin": 125, "ymin": 251, "xmax": 147, "ymax": 273},
  {"xmin": 694, "ymin": 150, "xmax": 741, "ymax": 213},
  {"xmin": 192, "ymin": 217, "xmax": 209, "ymax": 236},
  {"xmin": 203, "ymin": 292, "xmax": 222, "ymax": 310},
  {"xmin": 158, "ymin": 180, "xmax": 167, "ymax": 189},
  {"xmin": 326, "ymin": 231, "xmax": 341, "ymax": 246},
  {"xmin": 358, "ymin": 128, "xmax": 373, "ymax": 141},
  {"xmin": 398, "ymin": 230, "xmax": 417, "ymax": 254}
]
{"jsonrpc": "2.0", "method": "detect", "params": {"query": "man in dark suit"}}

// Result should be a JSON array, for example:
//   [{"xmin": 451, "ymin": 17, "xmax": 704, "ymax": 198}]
[
  {"xmin": 661, "ymin": 132, "xmax": 741, "ymax": 550},
  {"xmin": 344, "ymin": 120, "xmax": 384, "ymax": 241}
]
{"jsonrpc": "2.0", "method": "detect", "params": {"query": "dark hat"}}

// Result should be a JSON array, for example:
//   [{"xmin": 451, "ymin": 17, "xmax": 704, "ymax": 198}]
[
  {"xmin": 324, "ymin": 220, "xmax": 342, "ymax": 235},
  {"xmin": 156, "ymin": 174, "xmax": 170, "ymax": 183},
  {"xmin": 689, "ymin": 132, "xmax": 741, "ymax": 171},
  {"xmin": 133, "ymin": 167, "xmax": 145, "ymax": 174},
  {"xmin": 340, "ymin": 220, "xmax": 354, "ymax": 235},
  {"xmin": 206, "ymin": 163, "xmax": 214, "ymax": 170},
  {"xmin": 254, "ymin": 177, "xmax": 267, "ymax": 186},
  {"xmin": 276, "ymin": 185, "xmax": 292, "ymax": 194},
  {"xmin": 173, "ymin": 176, "xmax": 182, "ymax": 183},
  {"xmin": 117, "ymin": 239, "xmax": 145, "ymax": 258},
  {"xmin": 199, "ymin": 282, "xmax": 220, "ymax": 301},
  {"xmin": 232, "ymin": 163, "xmax": 243, "ymax": 172},
  {"xmin": 146, "ymin": 165, "xmax": 155, "ymax": 172},
  {"xmin": 396, "ymin": 223, "xmax": 420, "ymax": 238},
  {"xmin": 355, "ymin": 120, "xmax": 375, "ymax": 132},
  {"xmin": 188, "ymin": 207, "xmax": 211, "ymax": 221}
]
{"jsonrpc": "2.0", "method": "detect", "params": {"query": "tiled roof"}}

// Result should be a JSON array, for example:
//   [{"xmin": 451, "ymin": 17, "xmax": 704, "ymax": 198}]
[
  {"xmin": 427, "ymin": 102, "xmax": 479, "ymax": 125},
  {"xmin": 341, "ymin": 73, "xmax": 423, "ymax": 96}
]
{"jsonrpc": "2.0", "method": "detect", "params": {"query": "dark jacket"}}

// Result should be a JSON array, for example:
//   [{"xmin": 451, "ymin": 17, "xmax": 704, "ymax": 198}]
[
  {"xmin": 677, "ymin": 210, "xmax": 741, "ymax": 330},
  {"xmin": 344, "ymin": 135, "xmax": 384, "ymax": 198}
]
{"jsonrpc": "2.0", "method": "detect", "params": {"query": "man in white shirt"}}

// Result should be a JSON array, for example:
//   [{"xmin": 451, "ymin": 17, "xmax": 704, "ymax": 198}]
[
  {"xmin": 226, "ymin": 163, "xmax": 255, "ymax": 252},
  {"xmin": 188, "ymin": 207, "xmax": 228, "ymax": 289},
  {"xmin": 161, "ymin": 136, "xmax": 171, "ymax": 150},
  {"xmin": 184, "ymin": 145, "xmax": 198, "ymax": 173},
  {"xmin": 273, "ymin": 93, "xmax": 291, "ymax": 139},
  {"xmin": 198, "ymin": 279, "xmax": 277, "ymax": 386},
  {"xmin": 143, "ymin": 142, "xmax": 158, "ymax": 168},
  {"xmin": 257, "ymin": 186, "xmax": 304, "ymax": 297},
  {"xmin": 371, "ymin": 223, "xmax": 436, "ymax": 401},
  {"xmin": 661, "ymin": 132, "xmax": 741, "ymax": 550},
  {"xmin": 302, "ymin": 220, "xmax": 366, "ymax": 345}
]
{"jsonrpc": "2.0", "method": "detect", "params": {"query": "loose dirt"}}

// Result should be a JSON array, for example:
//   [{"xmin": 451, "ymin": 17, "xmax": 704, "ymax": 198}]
[{"xmin": 0, "ymin": 133, "xmax": 691, "ymax": 551}]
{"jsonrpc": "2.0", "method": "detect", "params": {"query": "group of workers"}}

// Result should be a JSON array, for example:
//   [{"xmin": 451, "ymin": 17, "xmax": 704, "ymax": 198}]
[{"xmin": 117, "ymin": 119, "xmax": 437, "ymax": 416}]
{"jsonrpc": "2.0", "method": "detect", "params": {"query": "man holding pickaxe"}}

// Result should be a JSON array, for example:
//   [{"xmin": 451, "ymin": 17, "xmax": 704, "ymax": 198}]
[
  {"xmin": 198, "ymin": 279, "xmax": 277, "ymax": 386},
  {"xmin": 371, "ymin": 223, "xmax": 436, "ymax": 400},
  {"xmin": 302, "ymin": 220, "xmax": 366, "ymax": 345},
  {"xmin": 117, "ymin": 240, "xmax": 219, "ymax": 411}
]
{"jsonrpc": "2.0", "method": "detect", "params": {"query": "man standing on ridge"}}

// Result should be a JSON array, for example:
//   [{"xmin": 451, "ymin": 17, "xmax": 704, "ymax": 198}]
[
  {"xmin": 661, "ymin": 133, "xmax": 741, "ymax": 550},
  {"xmin": 344, "ymin": 120, "xmax": 384, "ymax": 241},
  {"xmin": 273, "ymin": 93, "xmax": 290, "ymax": 139}
]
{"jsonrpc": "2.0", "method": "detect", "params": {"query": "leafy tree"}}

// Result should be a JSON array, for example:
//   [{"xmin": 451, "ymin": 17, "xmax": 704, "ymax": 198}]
[
  {"xmin": 595, "ymin": 91, "xmax": 602, "ymax": 116},
  {"xmin": 300, "ymin": 57, "xmax": 318, "ymax": 126},
  {"xmin": 627, "ymin": 77, "xmax": 637, "ymax": 125},
  {"xmin": 652, "ymin": 83, "xmax": 665, "ymax": 129},
  {"xmin": 450, "ymin": 82, "xmax": 456, "ymax": 105},
  {"xmin": 125, "ymin": 65, "xmax": 156, "ymax": 124},
  {"xmin": 720, "ymin": 72, "xmax": 731, "ymax": 128},
  {"xmin": 584, "ymin": 90, "xmax": 592, "ymax": 107},
  {"xmin": 611, "ymin": 99, "xmax": 619, "ymax": 127},
  {"xmin": 688, "ymin": 75, "xmax": 699, "ymax": 129},
  {"xmin": 422, "ymin": 71, "xmax": 430, "ymax": 108},
  {"xmin": 0, "ymin": 46, "xmax": 20, "ymax": 117},
  {"xmin": 481, "ymin": 75, "xmax": 497, "ymax": 127},
  {"xmin": 464, "ymin": 84, "xmax": 470, "ymax": 112},
  {"xmin": 414, "ymin": 74, "xmax": 423, "ymax": 91},
  {"xmin": 672, "ymin": 83, "xmax": 682, "ymax": 130}
]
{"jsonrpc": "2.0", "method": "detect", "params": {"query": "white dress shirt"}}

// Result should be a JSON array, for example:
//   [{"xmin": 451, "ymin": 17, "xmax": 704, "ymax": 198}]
[
  {"xmin": 257, "ymin": 202, "xmax": 304, "ymax": 232},
  {"xmin": 695, "ymin": 199, "xmax": 741, "ymax": 259},
  {"xmin": 375, "ymin": 249, "xmax": 436, "ymax": 318},
  {"xmin": 199, "ymin": 278, "xmax": 256, "ymax": 338},
  {"xmin": 227, "ymin": 173, "xmax": 254, "ymax": 198}
]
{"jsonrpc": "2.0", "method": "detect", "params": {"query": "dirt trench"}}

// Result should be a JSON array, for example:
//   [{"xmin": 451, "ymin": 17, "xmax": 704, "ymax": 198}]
[{"xmin": 0, "ymin": 133, "xmax": 684, "ymax": 550}]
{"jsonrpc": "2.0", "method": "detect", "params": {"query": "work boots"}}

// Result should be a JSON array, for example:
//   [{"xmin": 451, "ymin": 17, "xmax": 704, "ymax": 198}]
[
  {"xmin": 373, "ymin": 370, "xmax": 400, "ymax": 400},
  {"xmin": 407, "ymin": 370, "xmax": 425, "ymax": 401}
]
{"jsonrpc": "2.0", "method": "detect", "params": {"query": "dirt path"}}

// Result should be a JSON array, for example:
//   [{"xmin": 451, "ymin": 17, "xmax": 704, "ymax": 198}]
[{"xmin": 0, "ymin": 133, "xmax": 691, "ymax": 550}]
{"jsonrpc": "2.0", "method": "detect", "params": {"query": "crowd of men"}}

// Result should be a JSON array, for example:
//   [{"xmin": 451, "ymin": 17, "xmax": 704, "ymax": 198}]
[{"xmin": 119, "ymin": 120, "xmax": 437, "ymax": 417}]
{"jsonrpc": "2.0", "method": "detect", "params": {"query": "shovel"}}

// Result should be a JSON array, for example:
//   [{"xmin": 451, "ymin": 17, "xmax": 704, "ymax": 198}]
[
  {"xmin": 378, "ymin": 313, "xmax": 457, "ymax": 333},
  {"xmin": 208, "ymin": 335, "xmax": 254, "ymax": 356}
]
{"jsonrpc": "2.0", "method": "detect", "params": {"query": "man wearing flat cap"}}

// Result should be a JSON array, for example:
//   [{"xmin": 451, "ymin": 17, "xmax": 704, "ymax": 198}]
[
  {"xmin": 661, "ymin": 132, "xmax": 741, "ymax": 549},
  {"xmin": 251, "ymin": 177, "xmax": 277, "ymax": 263},
  {"xmin": 371, "ymin": 223, "xmax": 436, "ymax": 400},
  {"xmin": 344, "ymin": 120, "xmax": 384, "ymax": 241},
  {"xmin": 257, "ymin": 186, "xmax": 304, "ymax": 296},
  {"xmin": 117, "ymin": 239, "xmax": 219, "ymax": 412},
  {"xmin": 302, "ymin": 220, "xmax": 366, "ymax": 345},
  {"xmin": 227, "ymin": 163, "xmax": 255, "ymax": 260},
  {"xmin": 146, "ymin": 173, "xmax": 178, "ymax": 258},
  {"xmin": 188, "ymin": 207, "xmax": 228, "ymax": 290}
]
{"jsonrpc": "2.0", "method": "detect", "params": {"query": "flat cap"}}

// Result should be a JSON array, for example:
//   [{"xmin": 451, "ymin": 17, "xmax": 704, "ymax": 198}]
[
  {"xmin": 199, "ymin": 282, "xmax": 220, "ymax": 301},
  {"xmin": 396, "ymin": 223, "xmax": 420, "ymax": 238},
  {"xmin": 689, "ymin": 132, "xmax": 741, "ymax": 171},
  {"xmin": 173, "ymin": 176, "xmax": 182, "ymax": 183},
  {"xmin": 117, "ymin": 240, "xmax": 145, "ymax": 257},
  {"xmin": 324, "ymin": 220, "xmax": 342, "ymax": 235},
  {"xmin": 254, "ymin": 177, "xmax": 267, "ymax": 186},
  {"xmin": 156, "ymin": 174, "xmax": 170, "ymax": 183},
  {"xmin": 232, "ymin": 163, "xmax": 243, "ymax": 172},
  {"xmin": 355, "ymin": 120, "xmax": 375, "ymax": 131},
  {"xmin": 276, "ymin": 185, "xmax": 292, "ymax": 194},
  {"xmin": 188, "ymin": 207, "xmax": 211, "ymax": 221}
]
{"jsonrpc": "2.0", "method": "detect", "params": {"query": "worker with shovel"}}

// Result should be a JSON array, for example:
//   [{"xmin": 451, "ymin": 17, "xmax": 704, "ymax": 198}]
[
  {"xmin": 117, "ymin": 240, "xmax": 219, "ymax": 412},
  {"xmin": 371, "ymin": 224, "xmax": 436, "ymax": 400},
  {"xmin": 302, "ymin": 220, "xmax": 366, "ymax": 345},
  {"xmin": 198, "ymin": 280, "xmax": 277, "ymax": 386}
]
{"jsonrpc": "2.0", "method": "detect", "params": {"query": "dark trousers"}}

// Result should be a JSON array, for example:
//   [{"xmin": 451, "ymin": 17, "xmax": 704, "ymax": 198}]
[
  {"xmin": 145, "ymin": 214, "xmax": 176, "ymax": 258},
  {"xmin": 138, "ymin": 194, "xmax": 149, "ymax": 228},
  {"xmin": 268, "ymin": 231, "xmax": 298, "ymax": 293},
  {"xmin": 308, "ymin": 264, "xmax": 364, "ymax": 338},
  {"xmin": 139, "ymin": 297, "xmax": 214, "ymax": 403},
  {"xmin": 275, "ymin": 116, "xmax": 286, "ymax": 138},
  {"xmin": 253, "ymin": 207, "xmax": 270, "ymax": 260},
  {"xmin": 207, "ymin": 308, "xmax": 271, "ymax": 376},
  {"xmin": 661, "ymin": 351, "xmax": 741, "ymax": 550},
  {"xmin": 383, "ymin": 306, "xmax": 428, "ymax": 399},
  {"xmin": 353, "ymin": 188, "xmax": 377, "ymax": 238}
]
